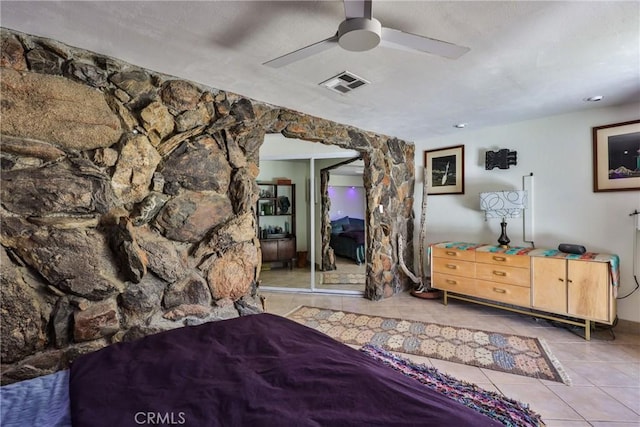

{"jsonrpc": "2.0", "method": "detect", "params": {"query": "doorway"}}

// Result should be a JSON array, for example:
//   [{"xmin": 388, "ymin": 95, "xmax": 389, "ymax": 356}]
[{"xmin": 258, "ymin": 135, "xmax": 363, "ymax": 295}]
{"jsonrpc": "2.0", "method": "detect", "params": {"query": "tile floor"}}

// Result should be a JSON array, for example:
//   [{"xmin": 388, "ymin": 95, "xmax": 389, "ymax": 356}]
[
  {"xmin": 263, "ymin": 290, "xmax": 640, "ymax": 427},
  {"xmin": 260, "ymin": 256, "xmax": 365, "ymax": 292}
]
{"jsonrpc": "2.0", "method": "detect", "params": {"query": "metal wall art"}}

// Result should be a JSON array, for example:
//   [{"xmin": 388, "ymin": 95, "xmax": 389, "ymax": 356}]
[{"xmin": 485, "ymin": 149, "xmax": 517, "ymax": 170}]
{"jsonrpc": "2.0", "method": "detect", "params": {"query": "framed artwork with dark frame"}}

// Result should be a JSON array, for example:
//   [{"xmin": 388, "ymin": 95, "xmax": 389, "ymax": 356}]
[
  {"xmin": 424, "ymin": 144, "xmax": 464, "ymax": 195},
  {"xmin": 592, "ymin": 120, "xmax": 640, "ymax": 192}
]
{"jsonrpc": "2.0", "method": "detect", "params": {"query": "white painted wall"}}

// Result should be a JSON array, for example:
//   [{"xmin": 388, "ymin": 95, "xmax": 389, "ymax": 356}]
[
  {"xmin": 261, "ymin": 134, "xmax": 359, "ymax": 159},
  {"xmin": 329, "ymin": 174, "xmax": 364, "ymax": 187},
  {"xmin": 328, "ymin": 185, "xmax": 366, "ymax": 221},
  {"xmin": 413, "ymin": 103, "xmax": 640, "ymax": 323}
]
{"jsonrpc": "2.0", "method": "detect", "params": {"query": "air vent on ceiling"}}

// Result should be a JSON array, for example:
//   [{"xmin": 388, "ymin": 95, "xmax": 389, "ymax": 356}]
[{"xmin": 320, "ymin": 71, "xmax": 369, "ymax": 95}]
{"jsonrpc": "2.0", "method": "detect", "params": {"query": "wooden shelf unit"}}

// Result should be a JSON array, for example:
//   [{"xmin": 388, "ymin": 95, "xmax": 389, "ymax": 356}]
[
  {"xmin": 430, "ymin": 242, "xmax": 618, "ymax": 340},
  {"xmin": 257, "ymin": 182, "xmax": 296, "ymax": 269}
]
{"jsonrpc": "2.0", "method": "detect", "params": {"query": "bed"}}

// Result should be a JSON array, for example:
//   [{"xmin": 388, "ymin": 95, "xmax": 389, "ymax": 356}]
[
  {"xmin": 330, "ymin": 216, "xmax": 365, "ymax": 264},
  {"xmin": 1, "ymin": 313, "xmax": 536, "ymax": 427}
]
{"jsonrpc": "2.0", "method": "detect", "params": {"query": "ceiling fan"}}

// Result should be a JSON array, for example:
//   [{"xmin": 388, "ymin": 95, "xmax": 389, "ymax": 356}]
[{"xmin": 263, "ymin": 0, "xmax": 470, "ymax": 68}]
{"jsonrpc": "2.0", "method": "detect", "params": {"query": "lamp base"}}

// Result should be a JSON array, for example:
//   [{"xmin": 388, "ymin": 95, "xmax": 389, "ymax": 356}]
[{"xmin": 497, "ymin": 219, "xmax": 510, "ymax": 248}]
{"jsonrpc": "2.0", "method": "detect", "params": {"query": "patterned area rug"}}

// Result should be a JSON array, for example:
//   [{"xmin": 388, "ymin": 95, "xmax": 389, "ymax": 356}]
[
  {"xmin": 321, "ymin": 271, "xmax": 366, "ymax": 284},
  {"xmin": 360, "ymin": 345, "xmax": 543, "ymax": 427},
  {"xmin": 286, "ymin": 306, "xmax": 570, "ymax": 385}
]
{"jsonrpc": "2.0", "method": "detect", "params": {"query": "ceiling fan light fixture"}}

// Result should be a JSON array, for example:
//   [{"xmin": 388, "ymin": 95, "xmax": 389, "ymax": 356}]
[
  {"xmin": 263, "ymin": 1, "xmax": 470, "ymax": 68},
  {"xmin": 338, "ymin": 18, "xmax": 382, "ymax": 51}
]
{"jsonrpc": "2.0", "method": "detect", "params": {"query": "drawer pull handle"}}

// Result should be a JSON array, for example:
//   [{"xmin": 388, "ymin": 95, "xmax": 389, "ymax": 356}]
[
  {"xmin": 493, "ymin": 271, "xmax": 507, "ymax": 276},
  {"xmin": 493, "ymin": 288, "xmax": 507, "ymax": 294},
  {"xmin": 446, "ymin": 279, "xmax": 458, "ymax": 285},
  {"xmin": 446, "ymin": 251, "xmax": 457, "ymax": 256},
  {"xmin": 493, "ymin": 256, "xmax": 507, "ymax": 262},
  {"xmin": 558, "ymin": 278, "xmax": 564, "ymax": 282},
  {"xmin": 446, "ymin": 264, "xmax": 457, "ymax": 269}
]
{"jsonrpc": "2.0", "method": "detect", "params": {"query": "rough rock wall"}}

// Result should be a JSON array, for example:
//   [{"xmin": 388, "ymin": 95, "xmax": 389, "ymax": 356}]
[{"xmin": 0, "ymin": 28, "xmax": 415, "ymax": 383}]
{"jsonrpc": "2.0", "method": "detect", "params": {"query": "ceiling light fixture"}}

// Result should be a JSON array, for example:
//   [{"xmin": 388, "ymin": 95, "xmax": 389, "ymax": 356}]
[
  {"xmin": 584, "ymin": 95, "xmax": 604, "ymax": 102},
  {"xmin": 454, "ymin": 123, "xmax": 467, "ymax": 128}
]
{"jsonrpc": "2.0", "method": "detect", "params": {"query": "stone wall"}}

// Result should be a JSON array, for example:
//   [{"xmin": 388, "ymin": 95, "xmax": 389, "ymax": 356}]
[{"xmin": 0, "ymin": 28, "xmax": 415, "ymax": 384}]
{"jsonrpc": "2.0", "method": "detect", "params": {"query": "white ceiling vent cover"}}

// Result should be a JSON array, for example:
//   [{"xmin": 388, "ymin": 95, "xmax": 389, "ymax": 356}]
[{"xmin": 320, "ymin": 71, "xmax": 369, "ymax": 94}]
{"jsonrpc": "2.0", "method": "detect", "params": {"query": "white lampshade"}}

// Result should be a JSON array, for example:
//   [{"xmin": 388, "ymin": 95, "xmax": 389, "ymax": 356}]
[{"xmin": 480, "ymin": 191, "xmax": 527, "ymax": 219}]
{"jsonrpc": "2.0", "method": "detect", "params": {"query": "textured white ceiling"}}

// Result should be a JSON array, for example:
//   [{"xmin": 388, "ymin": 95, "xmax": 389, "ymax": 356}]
[{"xmin": 2, "ymin": 1, "xmax": 638, "ymax": 143}]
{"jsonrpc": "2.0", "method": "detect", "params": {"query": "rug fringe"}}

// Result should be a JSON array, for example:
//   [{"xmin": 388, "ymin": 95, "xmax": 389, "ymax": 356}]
[
  {"xmin": 361, "ymin": 344, "xmax": 545, "ymax": 427},
  {"xmin": 537, "ymin": 338, "xmax": 571, "ymax": 386}
]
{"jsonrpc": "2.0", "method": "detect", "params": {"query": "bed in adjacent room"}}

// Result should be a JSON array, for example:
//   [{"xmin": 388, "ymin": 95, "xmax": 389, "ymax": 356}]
[
  {"xmin": 1, "ymin": 313, "xmax": 541, "ymax": 427},
  {"xmin": 330, "ymin": 216, "xmax": 365, "ymax": 264}
]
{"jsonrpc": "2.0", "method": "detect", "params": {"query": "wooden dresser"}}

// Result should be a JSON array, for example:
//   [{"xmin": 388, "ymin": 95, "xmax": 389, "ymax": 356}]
[{"xmin": 430, "ymin": 242, "xmax": 619, "ymax": 340}]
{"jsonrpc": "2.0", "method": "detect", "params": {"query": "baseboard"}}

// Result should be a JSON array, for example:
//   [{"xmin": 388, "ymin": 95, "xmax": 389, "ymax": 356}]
[{"xmin": 614, "ymin": 318, "xmax": 640, "ymax": 335}]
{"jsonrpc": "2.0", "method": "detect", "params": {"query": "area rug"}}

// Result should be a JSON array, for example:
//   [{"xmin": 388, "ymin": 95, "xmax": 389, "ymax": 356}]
[
  {"xmin": 360, "ymin": 344, "xmax": 544, "ymax": 427},
  {"xmin": 286, "ymin": 306, "xmax": 570, "ymax": 385},
  {"xmin": 321, "ymin": 271, "xmax": 366, "ymax": 284}
]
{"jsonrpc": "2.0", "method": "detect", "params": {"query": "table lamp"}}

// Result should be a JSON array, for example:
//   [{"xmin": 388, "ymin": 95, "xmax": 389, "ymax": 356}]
[{"xmin": 479, "ymin": 190, "xmax": 527, "ymax": 248}]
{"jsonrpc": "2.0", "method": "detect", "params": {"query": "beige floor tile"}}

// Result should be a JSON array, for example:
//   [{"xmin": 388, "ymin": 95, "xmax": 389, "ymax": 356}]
[
  {"xmin": 609, "ymin": 331, "xmax": 640, "ymax": 345},
  {"xmin": 541, "ymin": 421, "xmax": 590, "ymax": 427},
  {"xmin": 393, "ymin": 352, "xmax": 433, "ymax": 367},
  {"xmin": 496, "ymin": 383, "xmax": 583, "ymax": 421},
  {"xmin": 589, "ymin": 423, "xmax": 640, "ymax": 427},
  {"xmin": 429, "ymin": 358, "xmax": 493, "ymax": 384},
  {"xmin": 564, "ymin": 361, "xmax": 640, "ymax": 387},
  {"xmin": 599, "ymin": 386, "xmax": 640, "ymax": 415},
  {"xmin": 481, "ymin": 367, "xmax": 547, "ymax": 385},
  {"xmin": 585, "ymin": 344, "xmax": 640, "ymax": 363},
  {"xmin": 618, "ymin": 344, "xmax": 640, "ymax": 359},
  {"xmin": 547, "ymin": 385, "xmax": 640, "ymax": 422},
  {"xmin": 288, "ymin": 295, "xmax": 342, "ymax": 311},
  {"xmin": 262, "ymin": 293, "xmax": 295, "ymax": 313},
  {"xmin": 264, "ymin": 303, "xmax": 296, "ymax": 317},
  {"xmin": 610, "ymin": 362, "xmax": 640, "ymax": 380},
  {"xmin": 547, "ymin": 342, "xmax": 614, "ymax": 362},
  {"xmin": 540, "ymin": 366, "xmax": 594, "ymax": 387}
]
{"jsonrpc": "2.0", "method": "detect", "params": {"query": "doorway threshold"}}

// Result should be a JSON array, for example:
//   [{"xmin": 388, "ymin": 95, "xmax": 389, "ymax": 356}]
[{"xmin": 260, "ymin": 286, "xmax": 364, "ymax": 296}]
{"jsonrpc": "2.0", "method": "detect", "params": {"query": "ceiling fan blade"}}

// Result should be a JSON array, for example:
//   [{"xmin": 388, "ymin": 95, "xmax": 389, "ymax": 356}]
[
  {"xmin": 343, "ymin": 0, "xmax": 372, "ymax": 19},
  {"xmin": 380, "ymin": 27, "xmax": 470, "ymax": 59},
  {"xmin": 263, "ymin": 35, "xmax": 339, "ymax": 68}
]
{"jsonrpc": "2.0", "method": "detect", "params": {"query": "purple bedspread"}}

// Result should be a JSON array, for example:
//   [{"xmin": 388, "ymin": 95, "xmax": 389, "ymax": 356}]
[{"xmin": 70, "ymin": 313, "xmax": 501, "ymax": 427}]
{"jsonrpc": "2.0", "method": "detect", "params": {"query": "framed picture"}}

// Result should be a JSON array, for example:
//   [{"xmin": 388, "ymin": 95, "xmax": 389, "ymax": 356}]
[
  {"xmin": 424, "ymin": 144, "xmax": 464, "ymax": 195},
  {"xmin": 592, "ymin": 120, "xmax": 640, "ymax": 192}
]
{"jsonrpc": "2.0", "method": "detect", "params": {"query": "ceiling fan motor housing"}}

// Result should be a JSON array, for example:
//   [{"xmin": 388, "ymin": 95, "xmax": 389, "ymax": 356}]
[{"xmin": 338, "ymin": 18, "xmax": 382, "ymax": 51}]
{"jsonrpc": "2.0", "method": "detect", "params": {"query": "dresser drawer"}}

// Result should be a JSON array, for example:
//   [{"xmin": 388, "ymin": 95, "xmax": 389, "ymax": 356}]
[
  {"xmin": 476, "ymin": 251, "xmax": 530, "ymax": 269},
  {"xmin": 475, "ymin": 263, "xmax": 530, "ymax": 287},
  {"xmin": 431, "ymin": 273, "xmax": 475, "ymax": 293},
  {"xmin": 432, "ymin": 246, "xmax": 476, "ymax": 262},
  {"xmin": 432, "ymin": 257, "xmax": 475, "ymax": 278},
  {"xmin": 474, "ymin": 279, "xmax": 531, "ymax": 307}
]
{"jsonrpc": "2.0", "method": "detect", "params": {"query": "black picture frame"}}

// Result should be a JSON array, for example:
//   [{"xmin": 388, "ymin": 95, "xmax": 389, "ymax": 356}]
[
  {"xmin": 424, "ymin": 145, "xmax": 465, "ymax": 195},
  {"xmin": 592, "ymin": 120, "xmax": 640, "ymax": 192}
]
